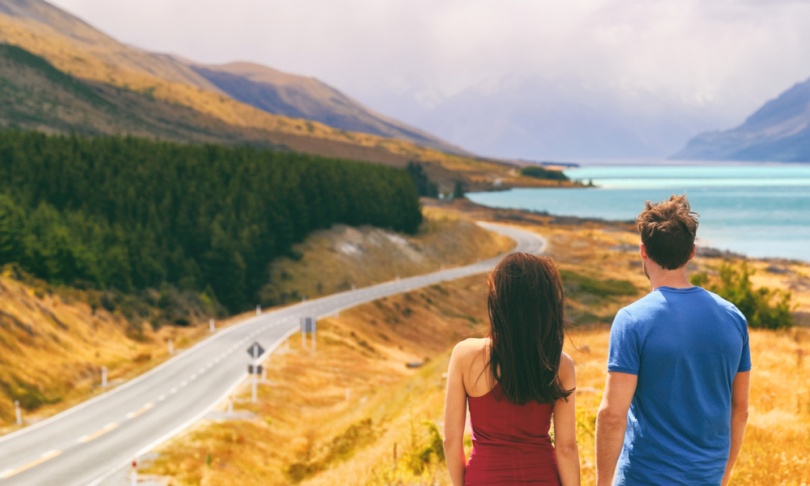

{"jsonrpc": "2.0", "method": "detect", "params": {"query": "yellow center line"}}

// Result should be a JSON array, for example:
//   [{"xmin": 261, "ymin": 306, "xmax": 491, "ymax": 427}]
[
  {"xmin": 0, "ymin": 449, "xmax": 62, "ymax": 479},
  {"xmin": 77, "ymin": 422, "xmax": 119, "ymax": 444},
  {"xmin": 126, "ymin": 402, "xmax": 154, "ymax": 419}
]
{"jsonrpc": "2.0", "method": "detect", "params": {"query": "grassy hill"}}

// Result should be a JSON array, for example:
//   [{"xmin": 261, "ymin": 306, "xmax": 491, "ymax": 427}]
[
  {"xmin": 0, "ymin": 1, "xmax": 549, "ymax": 191},
  {"xmin": 0, "ymin": 44, "xmax": 281, "ymax": 144}
]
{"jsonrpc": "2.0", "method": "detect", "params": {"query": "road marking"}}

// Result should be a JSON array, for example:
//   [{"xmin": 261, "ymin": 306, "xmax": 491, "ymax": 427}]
[
  {"xmin": 158, "ymin": 395, "xmax": 166, "ymax": 402},
  {"xmin": 180, "ymin": 381, "xmax": 187, "ymax": 387},
  {"xmin": 170, "ymin": 387, "xmax": 177, "ymax": 394},
  {"xmin": 78, "ymin": 423, "xmax": 119, "ymax": 443},
  {"xmin": 190, "ymin": 374, "xmax": 197, "ymax": 380},
  {"xmin": 126, "ymin": 403, "xmax": 154, "ymax": 419},
  {"xmin": 0, "ymin": 449, "xmax": 62, "ymax": 479}
]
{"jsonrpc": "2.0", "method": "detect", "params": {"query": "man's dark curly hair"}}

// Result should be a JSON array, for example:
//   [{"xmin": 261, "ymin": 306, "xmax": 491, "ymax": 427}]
[{"xmin": 636, "ymin": 194, "xmax": 699, "ymax": 270}]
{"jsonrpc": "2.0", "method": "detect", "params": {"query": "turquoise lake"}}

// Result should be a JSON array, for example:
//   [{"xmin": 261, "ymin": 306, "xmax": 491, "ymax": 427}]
[{"xmin": 468, "ymin": 165, "xmax": 810, "ymax": 262}]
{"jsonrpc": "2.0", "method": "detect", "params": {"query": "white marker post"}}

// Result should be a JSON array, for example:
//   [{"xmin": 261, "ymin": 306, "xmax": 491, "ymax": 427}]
[
  {"xmin": 101, "ymin": 366, "xmax": 108, "ymax": 387},
  {"xmin": 168, "ymin": 338, "xmax": 174, "ymax": 355},
  {"xmin": 246, "ymin": 342, "xmax": 265, "ymax": 404},
  {"xmin": 300, "ymin": 317, "xmax": 316, "ymax": 350},
  {"xmin": 14, "ymin": 400, "xmax": 21, "ymax": 425},
  {"xmin": 252, "ymin": 371, "xmax": 258, "ymax": 404},
  {"xmin": 256, "ymin": 305, "xmax": 261, "ymax": 316},
  {"xmin": 228, "ymin": 396, "xmax": 233, "ymax": 415},
  {"xmin": 130, "ymin": 458, "xmax": 137, "ymax": 486},
  {"xmin": 209, "ymin": 319, "xmax": 215, "ymax": 333}
]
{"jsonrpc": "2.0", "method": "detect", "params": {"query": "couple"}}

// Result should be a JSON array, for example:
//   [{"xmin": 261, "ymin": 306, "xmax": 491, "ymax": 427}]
[{"xmin": 443, "ymin": 195, "xmax": 751, "ymax": 485}]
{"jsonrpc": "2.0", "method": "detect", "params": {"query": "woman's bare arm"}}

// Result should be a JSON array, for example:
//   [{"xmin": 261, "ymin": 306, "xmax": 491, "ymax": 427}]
[
  {"xmin": 443, "ymin": 343, "xmax": 469, "ymax": 486},
  {"xmin": 554, "ymin": 352, "xmax": 581, "ymax": 486}
]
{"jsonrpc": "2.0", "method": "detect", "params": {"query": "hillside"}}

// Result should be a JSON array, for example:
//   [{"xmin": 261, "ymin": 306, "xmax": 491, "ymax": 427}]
[
  {"xmin": 0, "ymin": 211, "xmax": 512, "ymax": 428},
  {"xmin": 0, "ymin": 0, "xmax": 536, "ymax": 191},
  {"xmin": 189, "ymin": 61, "xmax": 464, "ymax": 154},
  {"xmin": 673, "ymin": 78, "xmax": 810, "ymax": 162},
  {"xmin": 0, "ymin": 43, "xmax": 280, "ymax": 144}
]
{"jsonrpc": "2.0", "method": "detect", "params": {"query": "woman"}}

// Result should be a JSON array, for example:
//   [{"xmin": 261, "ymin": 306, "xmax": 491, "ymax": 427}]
[{"xmin": 443, "ymin": 252, "xmax": 580, "ymax": 485}]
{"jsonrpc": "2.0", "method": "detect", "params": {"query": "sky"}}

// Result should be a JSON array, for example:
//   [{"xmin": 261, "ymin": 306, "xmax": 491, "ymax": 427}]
[{"xmin": 44, "ymin": 0, "xmax": 810, "ymax": 156}]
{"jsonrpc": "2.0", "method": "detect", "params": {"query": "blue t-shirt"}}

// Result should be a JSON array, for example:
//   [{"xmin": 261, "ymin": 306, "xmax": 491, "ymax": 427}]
[{"xmin": 608, "ymin": 286, "xmax": 751, "ymax": 485}]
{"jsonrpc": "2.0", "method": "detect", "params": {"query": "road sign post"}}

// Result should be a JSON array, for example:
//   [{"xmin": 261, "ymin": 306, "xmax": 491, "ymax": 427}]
[
  {"xmin": 300, "ymin": 317, "xmax": 317, "ymax": 350},
  {"xmin": 247, "ymin": 342, "xmax": 266, "ymax": 404}
]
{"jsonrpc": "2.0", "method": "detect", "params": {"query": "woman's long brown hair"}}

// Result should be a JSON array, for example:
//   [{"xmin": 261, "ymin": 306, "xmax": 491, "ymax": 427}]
[{"xmin": 487, "ymin": 252, "xmax": 573, "ymax": 405}]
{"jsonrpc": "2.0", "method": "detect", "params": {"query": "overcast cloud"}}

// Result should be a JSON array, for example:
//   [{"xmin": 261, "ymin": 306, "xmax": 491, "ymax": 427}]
[{"xmin": 45, "ymin": 0, "xmax": 810, "ymax": 155}]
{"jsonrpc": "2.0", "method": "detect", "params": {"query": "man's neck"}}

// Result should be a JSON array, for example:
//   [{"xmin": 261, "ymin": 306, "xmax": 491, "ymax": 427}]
[{"xmin": 649, "ymin": 270, "xmax": 693, "ymax": 290}]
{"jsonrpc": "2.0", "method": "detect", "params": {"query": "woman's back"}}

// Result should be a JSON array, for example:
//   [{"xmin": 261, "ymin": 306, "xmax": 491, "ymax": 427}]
[
  {"xmin": 466, "ymin": 383, "xmax": 559, "ymax": 485},
  {"xmin": 442, "ymin": 253, "xmax": 579, "ymax": 486}
]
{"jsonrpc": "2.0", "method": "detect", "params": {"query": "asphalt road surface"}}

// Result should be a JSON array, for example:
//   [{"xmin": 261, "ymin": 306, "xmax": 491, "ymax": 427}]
[{"xmin": 0, "ymin": 222, "xmax": 545, "ymax": 485}]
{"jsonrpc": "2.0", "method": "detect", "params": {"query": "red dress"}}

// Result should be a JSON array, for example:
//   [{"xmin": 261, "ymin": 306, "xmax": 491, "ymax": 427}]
[{"xmin": 465, "ymin": 383, "xmax": 560, "ymax": 485}]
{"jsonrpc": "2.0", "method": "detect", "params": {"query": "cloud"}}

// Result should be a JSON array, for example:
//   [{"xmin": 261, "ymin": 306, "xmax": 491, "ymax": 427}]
[{"xmin": 45, "ymin": 0, "xmax": 810, "ymax": 120}]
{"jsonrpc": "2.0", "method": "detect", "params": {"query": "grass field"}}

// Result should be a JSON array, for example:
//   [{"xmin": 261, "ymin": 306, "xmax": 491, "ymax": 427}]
[{"xmin": 140, "ymin": 201, "xmax": 810, "ymax": 485}]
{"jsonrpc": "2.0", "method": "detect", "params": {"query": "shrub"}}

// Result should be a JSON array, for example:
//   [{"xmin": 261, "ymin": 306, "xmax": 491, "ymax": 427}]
[
  {"xmin": 520, "ymin": 166, "xmax": 569, "ymax": 181},
  {"xmin": 691, "ymin": 261, "xmax": 793, "ymax": 329}
]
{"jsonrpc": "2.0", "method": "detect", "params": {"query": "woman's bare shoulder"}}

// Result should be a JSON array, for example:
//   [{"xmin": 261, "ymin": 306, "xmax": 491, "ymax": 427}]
[{"xmin": 451, "ymin": 337, "xmax": 489, "ymax": 360}]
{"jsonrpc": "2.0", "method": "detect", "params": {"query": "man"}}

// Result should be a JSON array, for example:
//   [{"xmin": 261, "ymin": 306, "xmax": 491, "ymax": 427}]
[{"xmin": 595, "ymin": 195, "xmax": 750, "ymax": 486}]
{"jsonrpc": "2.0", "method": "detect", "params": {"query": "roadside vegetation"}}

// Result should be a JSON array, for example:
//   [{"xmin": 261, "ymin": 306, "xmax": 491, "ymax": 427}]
[{"xmin": 0, "ymin": 208, "xmax": 510, "ymax": 428}]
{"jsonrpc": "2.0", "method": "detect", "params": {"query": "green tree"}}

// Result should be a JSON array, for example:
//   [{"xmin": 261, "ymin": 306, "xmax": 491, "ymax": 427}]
[{"xmin": 452, "ymin": 180, "xmax": 466, "ymax": 199}]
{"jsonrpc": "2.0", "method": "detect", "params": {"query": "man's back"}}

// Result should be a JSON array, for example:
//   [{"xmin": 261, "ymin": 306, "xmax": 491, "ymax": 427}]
[{"xmin": 607, "ymin": 286, "xmax": 751, "ymax": 484}]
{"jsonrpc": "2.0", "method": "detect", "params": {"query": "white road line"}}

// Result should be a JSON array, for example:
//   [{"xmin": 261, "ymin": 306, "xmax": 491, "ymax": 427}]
[
  {"xmin": 170, "ymin": 387, "xmax": 177, "ymax": 394},
  {"xmin": 0, "ymin": 450, "xmax": 62, "ymax": 479},
  {"xmin": 158, "ymin": 395, "xmax": 166, "ymax": 402},
  {"xmin": 180, "ymin": 381, "xmax": 187, "ymax": 387},
  {"xmin": 126, "ymin": 403, "xmax": 154, "ymax": 419},
  {"xmin": 78, "ymin": 423, "xmax": 118, "ymax": 444}
]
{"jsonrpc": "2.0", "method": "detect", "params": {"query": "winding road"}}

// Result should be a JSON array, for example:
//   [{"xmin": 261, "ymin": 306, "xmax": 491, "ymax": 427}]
[{"xmin": 0, "ymin": 222, "xmax": 545, "ymax": 485}]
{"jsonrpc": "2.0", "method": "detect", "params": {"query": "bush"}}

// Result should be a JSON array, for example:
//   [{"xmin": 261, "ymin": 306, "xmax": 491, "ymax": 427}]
[
  {"xmin": 520, "ymin": 166, "xmax": 569, "ymax": 181},
  {"xmin": 691, "ymin": 261, "xmax": 793, "ymax": 329}
]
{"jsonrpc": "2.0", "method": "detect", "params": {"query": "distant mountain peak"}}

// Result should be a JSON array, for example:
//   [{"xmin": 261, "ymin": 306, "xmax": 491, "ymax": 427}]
[{"xmin": 672, "ymin": 77, "xmax": 810, "ymax": 162}]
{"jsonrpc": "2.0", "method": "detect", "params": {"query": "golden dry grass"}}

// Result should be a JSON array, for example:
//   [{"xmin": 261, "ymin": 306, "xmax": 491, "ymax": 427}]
[
  {"xmin": 142, "ymin": 201, "xmax": 810, "ymax": 485},
  {"xmin": 0, "ymin": 272, "xmax": 212, "ymax": 428}
]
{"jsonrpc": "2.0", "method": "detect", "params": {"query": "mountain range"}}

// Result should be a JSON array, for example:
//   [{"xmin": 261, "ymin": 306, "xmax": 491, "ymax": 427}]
[
  {"xmin": 0, "ymin": 0, "xmax": 524, "ymax": 191},
  {"xmin": 1, "ymin": 0, "xmax": 807, "ymax": 165},
  {"xmin": 359, "ymin": 75, "xmax": 739, "ymax": 160},
  {"xmin": 672, "ymin": 78, "xmax": 810, "ymax": 162}
]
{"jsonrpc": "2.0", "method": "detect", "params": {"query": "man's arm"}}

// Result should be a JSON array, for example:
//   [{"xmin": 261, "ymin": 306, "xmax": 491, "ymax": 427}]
[
  {"xmin": 721, "ymin": 371, "xmax": 750, "ymax": 486},
  {"xmin": 595, "ymin": 371, "xmax": 637, "ymax": 486}
]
